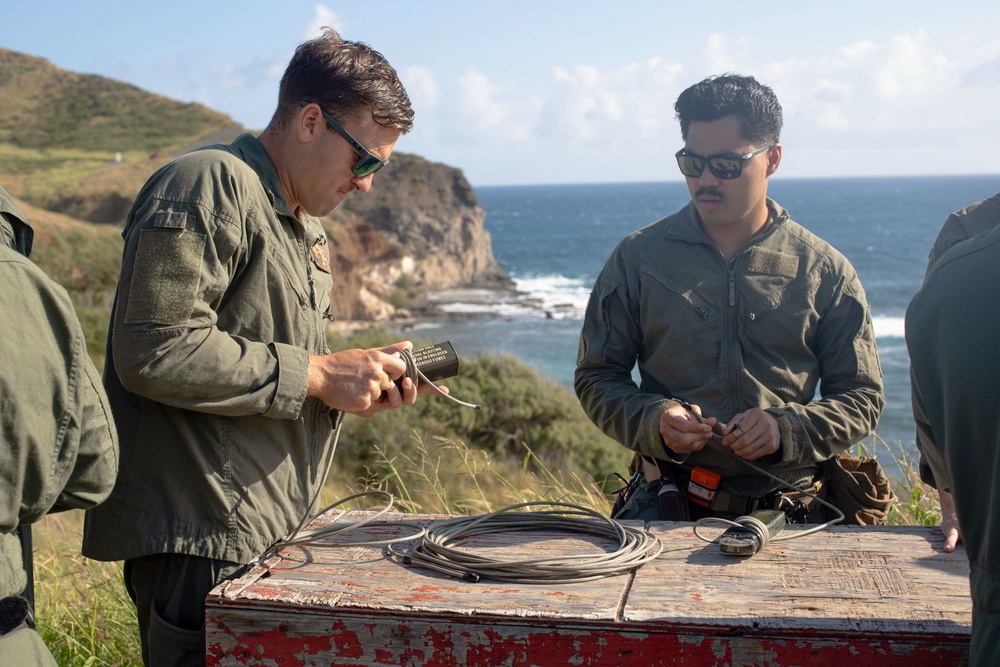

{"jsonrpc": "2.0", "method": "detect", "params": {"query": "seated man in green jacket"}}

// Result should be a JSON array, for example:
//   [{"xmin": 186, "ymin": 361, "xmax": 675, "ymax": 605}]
[
  {"xmin": 575, "ymin": 74, "xmax": 884, "ymax": 522},
  {"xmin": 1, "ymin": 185, "xmax": 119, "ymax": 665},
  {"xmin": 82, "ymin": 29, "xmax": 438, "ymax": 666}
]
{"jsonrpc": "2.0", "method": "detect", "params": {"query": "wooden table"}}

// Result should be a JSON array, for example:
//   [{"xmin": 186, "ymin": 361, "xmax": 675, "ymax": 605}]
[{"xmin": 206, "ymin": 510, "xmax": 971, "ymax": 666}]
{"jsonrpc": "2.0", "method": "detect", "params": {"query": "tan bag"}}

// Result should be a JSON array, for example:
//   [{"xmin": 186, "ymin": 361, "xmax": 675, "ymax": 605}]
[{"xmin": 823, "ymin": 451, "xmax": 896, "ymax": 525}]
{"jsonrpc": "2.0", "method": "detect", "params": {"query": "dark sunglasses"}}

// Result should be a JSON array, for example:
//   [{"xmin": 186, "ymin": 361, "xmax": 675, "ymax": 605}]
[
  {"xmin": 675, "ymin": 144, "xmax": 775, "ymax": 180},
  {"xmin": 299, "ymin": 101, "xmax": 388, "ymax": 177}
]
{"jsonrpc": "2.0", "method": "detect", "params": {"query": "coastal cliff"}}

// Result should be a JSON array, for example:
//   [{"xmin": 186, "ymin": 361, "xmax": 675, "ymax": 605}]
[{"xmin": 328, "ymin": 153, "xmax": 512, "ymax": 321}]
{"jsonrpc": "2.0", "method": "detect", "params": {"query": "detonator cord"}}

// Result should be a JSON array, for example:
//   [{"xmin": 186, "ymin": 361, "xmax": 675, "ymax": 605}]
[
  {"xmin": 224, "ymin": 350, "xmax": 482, "ymax": 596},
  {"xmin": 682, "ymin": 403, "xmax": 845, "ymax": 548},
  {"xmin": 386, "ymin": 501, "xmax": 663, "ymax": 584},
  {"xmin": 278, "ymin": 346, "xmax": 483, "ymax": 553}
]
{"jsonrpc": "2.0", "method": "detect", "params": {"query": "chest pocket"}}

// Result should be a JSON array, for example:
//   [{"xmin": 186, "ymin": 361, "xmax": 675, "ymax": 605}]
[
  {"xmin": 639, "ymin": 264, "xmax": 719, "ymax": 331},
  {"xmin": 741, "ymin": 250, "xmax": 821, "ymax": 397},
  {"xmin": 637, "ymin": 263, "xmax": 722, "ymax": 392}
]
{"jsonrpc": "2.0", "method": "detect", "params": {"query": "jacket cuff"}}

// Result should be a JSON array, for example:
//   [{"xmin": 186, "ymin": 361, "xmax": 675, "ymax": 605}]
[
  {"xmin": 645, "ymin": 398, "xmax": 687, "ymax": 462},
  {"xmin": 767, "ymin": 408, "xmax": 795, "ymax": 465},
  {"xmin": 265, "ymin": 343, "xmax": 309, "ymax": 419}
]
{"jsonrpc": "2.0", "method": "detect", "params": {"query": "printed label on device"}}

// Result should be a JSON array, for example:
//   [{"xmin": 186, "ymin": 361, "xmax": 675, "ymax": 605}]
[
  {"xmin": 412, "ymin": 341, "xmax": 460, "ymax": 382},
  {"xmin": 687, "ymin": 466, "xmax": 721, "ymax": 508}
]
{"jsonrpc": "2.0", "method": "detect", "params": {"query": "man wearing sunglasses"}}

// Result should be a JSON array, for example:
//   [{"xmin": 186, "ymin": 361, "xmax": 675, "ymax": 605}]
[
  {"xmin": 82, "ymin": 29, "xmax": 436, "ymax": 666},
  {"xmin": 576, "ymin": 74, "xmax": 884, "ymax": 524}
]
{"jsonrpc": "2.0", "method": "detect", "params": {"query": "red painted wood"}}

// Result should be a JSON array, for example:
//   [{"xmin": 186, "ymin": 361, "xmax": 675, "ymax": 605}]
[{"xmin": 206, "ymin": 512, "xmax": 972, "ymax": 666}]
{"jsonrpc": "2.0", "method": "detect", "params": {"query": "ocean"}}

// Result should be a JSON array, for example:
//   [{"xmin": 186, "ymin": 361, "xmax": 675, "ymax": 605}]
[{"xmin": 404, "ymin": 175, "xmax": 1000, "ymax": 472}]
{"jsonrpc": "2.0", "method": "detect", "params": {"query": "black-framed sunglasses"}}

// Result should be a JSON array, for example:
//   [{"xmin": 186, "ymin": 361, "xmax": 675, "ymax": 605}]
[
  {"xmin": 299, "ymin": 101, "xmax": 388, "ymax": 177},
  {"xmin": 675, "ymin": 144, "xmax": 775, "ymax": 180}
]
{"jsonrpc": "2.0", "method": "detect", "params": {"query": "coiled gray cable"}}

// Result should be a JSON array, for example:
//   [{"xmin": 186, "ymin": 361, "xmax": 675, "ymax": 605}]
[{"xmin": 388, "ymin": 501, "xmax": 663, "ymax": 584}]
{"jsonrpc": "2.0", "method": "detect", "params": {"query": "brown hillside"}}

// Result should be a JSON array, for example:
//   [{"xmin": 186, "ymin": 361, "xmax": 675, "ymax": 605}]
[{"xmin": 0, "ymin": 47, "xmax": 511, "ymax": 327}]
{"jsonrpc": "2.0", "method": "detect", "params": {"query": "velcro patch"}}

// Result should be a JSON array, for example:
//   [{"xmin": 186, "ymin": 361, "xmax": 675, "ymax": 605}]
[
  {"xmin": 746, "ymin": 246, "xmax": 799, "ymax": 278},
  {"xmin": 125, "ymin": 228, "xmax": 206, "ymax": 325}
]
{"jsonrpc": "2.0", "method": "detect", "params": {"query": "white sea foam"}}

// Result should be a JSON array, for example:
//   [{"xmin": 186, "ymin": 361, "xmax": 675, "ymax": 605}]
[
  {"xmin": 428, "ymin": 275, "xmax": 591, "ymax": 319},
  {"xmin": 430, "ymin": 281, "xmax": 912, "ymax": 337},
  {"xmin": 873, "ymin": 315, "xmax": 906, "ymax": 339}
]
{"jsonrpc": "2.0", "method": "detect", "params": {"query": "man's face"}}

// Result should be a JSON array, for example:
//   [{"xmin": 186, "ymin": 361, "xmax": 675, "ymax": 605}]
[
  {"xmin": 681, "ymin": 115, "xmax": 778, "ymax": 231},
  {"xmin": 297, "ymin": 111, "xmax": 401, "ymax": 218}
]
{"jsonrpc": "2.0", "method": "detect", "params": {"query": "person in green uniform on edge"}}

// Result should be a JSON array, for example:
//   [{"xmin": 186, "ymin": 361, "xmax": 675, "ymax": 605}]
[
  {"xmin": 574, "ymin": 74, "xmax": 884, "ymax": 523},
  {"xmin": 82, "ymin": 30, "xmax": 437, "ymax": 666},
  {"xmin": 1, "ymin": 185, "xmax": 119, "ymax": 665},
  {"xmin": 915, "ymin": 192, "xmax": 1000, "ymax": 554},
  {"xmin": 907, "ymin": 221, "xmax": 1000, "ymax": 666}
]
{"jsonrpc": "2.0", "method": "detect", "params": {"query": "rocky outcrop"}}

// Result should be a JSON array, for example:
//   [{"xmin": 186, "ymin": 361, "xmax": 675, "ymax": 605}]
[{"xmin": 325, "ymin": 152, "xmax": 513, "ymax": 321}]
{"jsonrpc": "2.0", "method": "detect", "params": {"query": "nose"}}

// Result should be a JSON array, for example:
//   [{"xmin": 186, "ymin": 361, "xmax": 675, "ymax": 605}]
[
  {"xmin": 352, "ymin": 173, "xmax": 376, "ymax": 194},
  {"xmin": 696, "ymin": 165, "xmax": 722, "ymax": 188}
]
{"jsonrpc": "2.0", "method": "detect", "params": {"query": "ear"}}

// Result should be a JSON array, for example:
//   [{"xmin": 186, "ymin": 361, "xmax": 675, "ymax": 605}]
[
  {"xmin": 297, "ymin": 103, "xmax": 323, "ymax": 144},
  {"xmin": 765, "ymin": 144, "xmax": 782, "ymax": 177}
]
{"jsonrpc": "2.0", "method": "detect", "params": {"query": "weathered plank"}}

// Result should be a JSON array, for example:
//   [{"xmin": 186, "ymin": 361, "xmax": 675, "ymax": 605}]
[{"xmin": 206, "ymin": 511, "xmax": 971, "ymax": 666}]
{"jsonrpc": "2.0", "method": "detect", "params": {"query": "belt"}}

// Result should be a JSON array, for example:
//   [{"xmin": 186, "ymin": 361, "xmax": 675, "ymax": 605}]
[
  {"xmin": 709, "ymin": 489, "xmax": 781, "ymax": 515},
  {"xmin": 641, "ymin": 455, "xmax": 819, "ymax": 521}
]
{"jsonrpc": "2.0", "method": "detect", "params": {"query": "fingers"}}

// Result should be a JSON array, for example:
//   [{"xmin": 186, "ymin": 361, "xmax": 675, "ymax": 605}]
[
  {"xmin": 939, "ymin": 491, "xmax": 961, "ymax": 552},
  {"xmin": 660, "ymin": 404, "xmax": 713, "ymax": 455},
  {"xmin": 307, "ymin": 342, "xmax": 420, "ymax": 414},
  {"xmin": 942, "ymin": 528, "xmax": 960, "ymax": 553},
  {"xmin": 721, "ymin": 408, "xmax": 780, "ymax": 460}
]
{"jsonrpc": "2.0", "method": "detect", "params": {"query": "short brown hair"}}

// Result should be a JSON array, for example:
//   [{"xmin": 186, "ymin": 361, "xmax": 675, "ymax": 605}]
[{"xmin": 271, "ymin": 28, "xmax": 414, "ymax": 132}]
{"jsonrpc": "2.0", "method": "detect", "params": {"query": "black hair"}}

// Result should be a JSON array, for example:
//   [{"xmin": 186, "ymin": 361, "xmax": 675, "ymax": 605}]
[{"xmin": 674, "ymin": 73, "xmax": 782, "ymax": 145}]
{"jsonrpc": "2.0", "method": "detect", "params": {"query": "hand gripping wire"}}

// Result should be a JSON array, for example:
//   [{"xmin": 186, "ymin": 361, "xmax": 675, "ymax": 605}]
[
  {"xmin": 222, "ymin": 349, "xmax": 484, "ymax": 598},
  {"xmin": 397, "ymin": 347, "xmax": 481, "ymax": 410},
  {"xmin": 679, "ymin": 403, "xmax": 846, "ymax": 552}
]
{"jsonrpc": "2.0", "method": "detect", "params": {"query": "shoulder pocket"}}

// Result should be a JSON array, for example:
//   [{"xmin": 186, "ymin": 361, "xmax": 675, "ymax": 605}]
[{"xmin": 125, "ymin": 227, "xmax": 206, "ymax": 325}]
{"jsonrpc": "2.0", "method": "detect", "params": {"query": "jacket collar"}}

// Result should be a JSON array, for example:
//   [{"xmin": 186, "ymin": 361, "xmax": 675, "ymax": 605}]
[
  {"xmin": 229, "ymin": 134, "xmax": 297, "ymax": 219},
  {"xmin": 669, "ymin": 197, "xmax": 789, "ymax": 247}
]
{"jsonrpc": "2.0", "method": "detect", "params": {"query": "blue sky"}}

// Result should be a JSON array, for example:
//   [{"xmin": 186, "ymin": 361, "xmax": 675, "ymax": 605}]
[{"xmin": 4, "ymin": 1, "xmax": 1000, "ymax": 186}]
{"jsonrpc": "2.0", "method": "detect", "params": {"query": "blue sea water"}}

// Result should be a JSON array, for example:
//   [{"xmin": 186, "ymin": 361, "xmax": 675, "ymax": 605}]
[{"xmin": 407, "ymin": 175, "xmax": 1000, "ymax": 471}]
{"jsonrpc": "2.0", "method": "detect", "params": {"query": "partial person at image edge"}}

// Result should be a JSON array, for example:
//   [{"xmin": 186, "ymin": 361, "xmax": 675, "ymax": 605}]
[
  {"xmin": 907, "ymin": 221, "xmax": 1000, "ymax": 667},
  {"xmin": 0, "ymin": 184, "xmax": 119, "ymax": 666},
  {"xmin": 916, "ymin": 191, "xmax": 1000, "ymax": 554}
]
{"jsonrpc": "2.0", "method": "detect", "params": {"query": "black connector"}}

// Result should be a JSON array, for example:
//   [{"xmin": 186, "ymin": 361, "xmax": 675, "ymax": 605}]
[{"xmin": 719, "ymin": 509, "xmax": 786, "ymax": 556}]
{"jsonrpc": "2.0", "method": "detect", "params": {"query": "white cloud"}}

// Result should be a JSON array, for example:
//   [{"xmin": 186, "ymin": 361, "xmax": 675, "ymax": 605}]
[
  {"xmin": 303, "ymin": 4, "xmax": 343, "ymax": 39},
  {"xmin": 404, "ymin": 25, "xmax": 1000, "ymax": 184},
  {"xmin": 401, "ymin": 66, "xmax": 440, "ymax": 110},
  {"xmin": 452, "ymin": 69, "xmax": 543, "ymax": 144}
]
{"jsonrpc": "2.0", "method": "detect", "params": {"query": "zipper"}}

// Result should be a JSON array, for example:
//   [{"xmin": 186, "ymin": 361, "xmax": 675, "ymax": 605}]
[{"xmin": 728, "ymin": 267, "xmax": 736, "ymax": 307}]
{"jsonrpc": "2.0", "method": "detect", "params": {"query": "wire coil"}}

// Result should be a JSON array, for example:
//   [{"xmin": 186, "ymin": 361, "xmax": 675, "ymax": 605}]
[{"xmin": 389, "ymin": 501, "xmax": 663, "ymax": 584}]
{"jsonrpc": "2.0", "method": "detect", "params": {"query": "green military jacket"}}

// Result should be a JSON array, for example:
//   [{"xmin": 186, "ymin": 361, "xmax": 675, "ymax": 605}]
[
  {"xmin": 82, "ymin": 134, "xmax": 336, "ymax": 565},
  {"xmin": 575, "ymin": 199, "xmax": 884, "ymax": 498},
  {"xmin": 918, "ymin": 192, "xmax": 1000, "ymax": 487},
  {"xmin": 926, "ymin": 192, "xmax": 1000, "ymax": 273},
  {"xmin": 1, "ymin": 246, "xmax": 118, "ymax": 598},
  {"xmin": 907, "ymin": 224, "xmax": 1000, "ymax": 665}
]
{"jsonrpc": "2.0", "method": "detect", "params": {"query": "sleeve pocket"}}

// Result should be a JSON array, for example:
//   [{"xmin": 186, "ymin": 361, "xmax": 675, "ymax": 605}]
[{"xmin": 125, "ymin": 227, "xmax": 206, "ymax": 325}]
